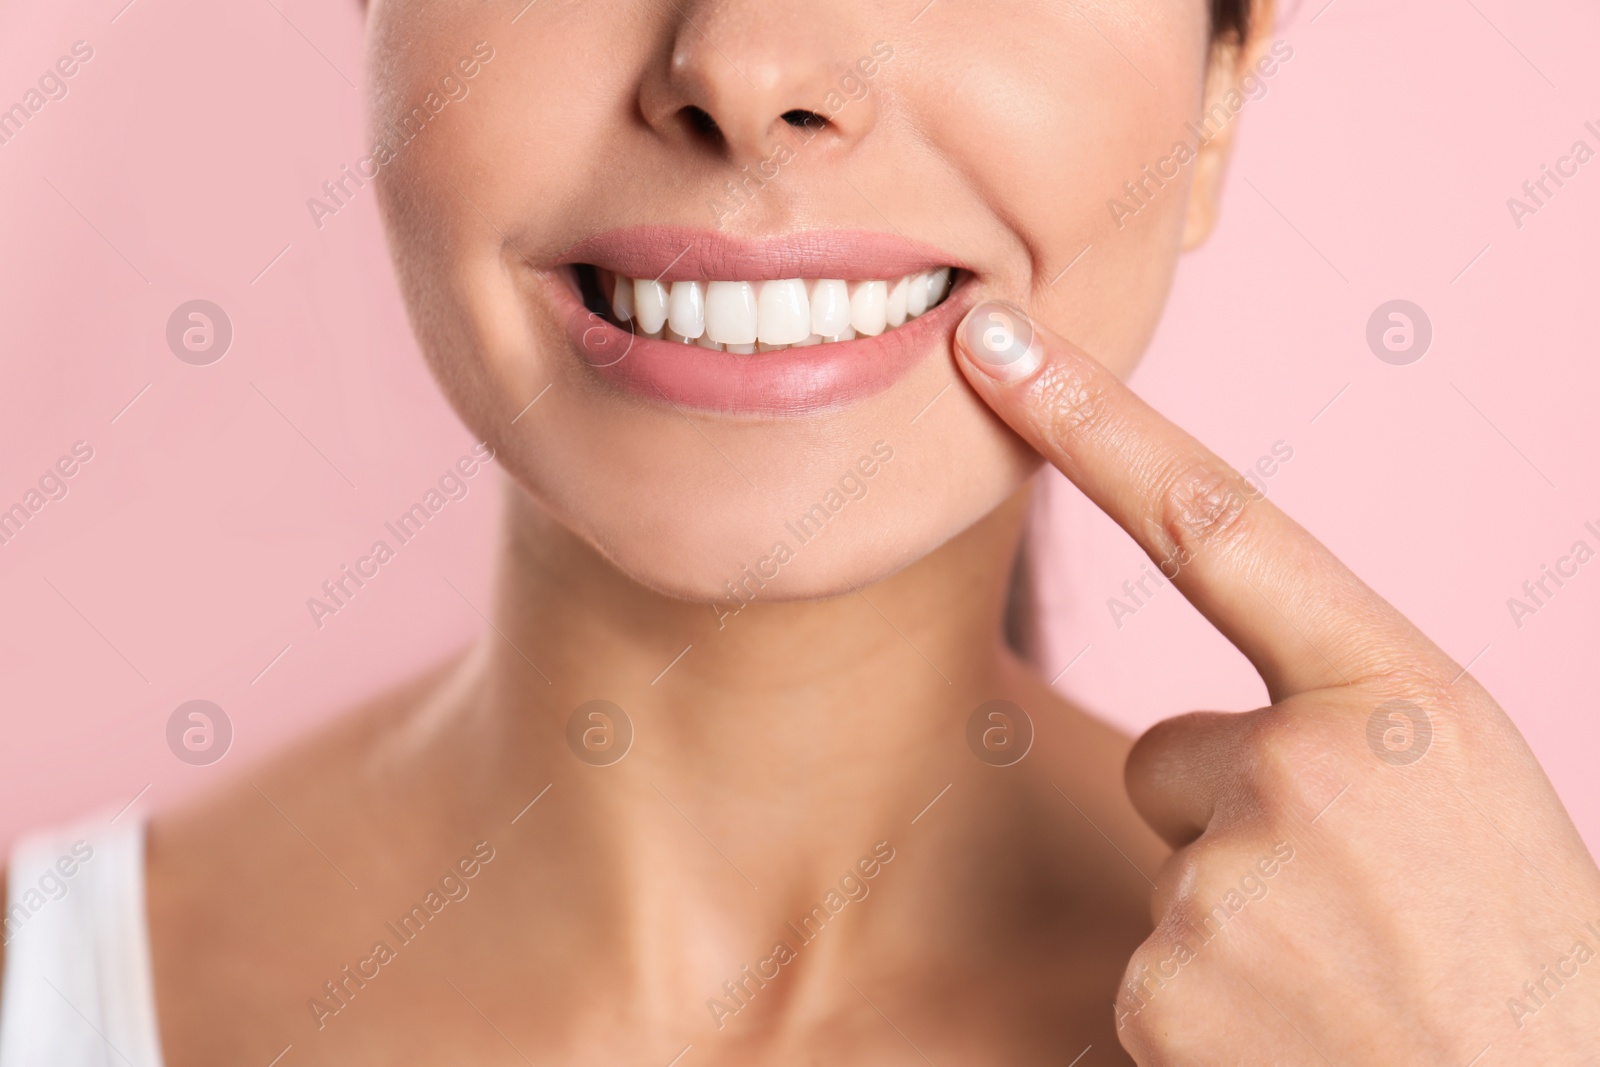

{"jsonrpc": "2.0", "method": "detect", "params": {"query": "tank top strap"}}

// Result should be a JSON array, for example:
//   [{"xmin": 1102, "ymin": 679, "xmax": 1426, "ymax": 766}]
[{"xmin": 0, "ymin": 817, "xmax": 165, "ymax": 1066}]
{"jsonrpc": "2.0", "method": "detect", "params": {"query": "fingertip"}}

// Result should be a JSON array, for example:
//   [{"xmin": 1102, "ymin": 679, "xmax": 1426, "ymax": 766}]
[{"xmin": 956, "ymin": 300, "xmax": 1045, "ymax": 384}]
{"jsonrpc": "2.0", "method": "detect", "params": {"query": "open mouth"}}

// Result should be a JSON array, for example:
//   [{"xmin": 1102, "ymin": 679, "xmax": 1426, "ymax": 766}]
[
  {"xmin": 575, "ymin": 266, "xmax": 957, "ymax": 353},
  {"xmin": 549, "ymin": 227, "xmax": 972, "ymax": 417}
]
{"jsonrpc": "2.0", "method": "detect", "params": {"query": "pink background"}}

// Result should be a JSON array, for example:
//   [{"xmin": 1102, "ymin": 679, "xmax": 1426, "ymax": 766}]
[{"xmin": 2, "ymin": 0, "xmax": 1598, "ymax": 854}]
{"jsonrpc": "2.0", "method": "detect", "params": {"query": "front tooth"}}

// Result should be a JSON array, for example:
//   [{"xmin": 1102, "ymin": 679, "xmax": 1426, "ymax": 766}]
[
  {"xmin": 757, "ymin": 279, "xmax": 810, "ymax": 345},
  {"xmin": 810, "ymin": 279, "xmax": 851, "ymax": 336},
  {"xmin": 667, "ymin": 280, "xmax": 705, "ymax": 339},
  {"xmin": 725, "ymin": 343, "xmax": 755, "ymax": 354},
  {"xmin": 823, "ymin": 326, "xmax": 857, "ymax": 343},
  {"xmin": 792, "ymin": 333, "xmax": 822, "ymax": 347},
  {"xmin": 634, "ymin": 278, "xmax": 669, "ymax": 334},
  {"xmin": 850, "ymin": 280, "xmax": 887, "ymax": 336},
  {"xmin": 905, "ymin": 271, "xmax": 930, "ymax": 317},
  {"xmin": 612, "ymin": 275, "xmax": 635, "ymax": 321},
  {"xmin": 705, "ymin": 281, "xmax": 757, "ymax": 345},
  {"xmin": 886, "ymin": 276, "xmax": 910, "ymax": 327}
]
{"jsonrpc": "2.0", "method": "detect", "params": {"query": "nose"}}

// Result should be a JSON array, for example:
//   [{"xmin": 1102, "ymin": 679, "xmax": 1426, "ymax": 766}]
[{"xmin": 639, "ymin": 0, "xmax": 881, "ymax": 164}]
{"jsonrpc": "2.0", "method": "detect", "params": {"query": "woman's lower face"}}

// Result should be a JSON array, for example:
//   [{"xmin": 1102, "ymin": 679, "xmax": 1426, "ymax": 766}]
[{"xmin": 367, "ymin": 0, "xmax": 1220, "ymax": 603}]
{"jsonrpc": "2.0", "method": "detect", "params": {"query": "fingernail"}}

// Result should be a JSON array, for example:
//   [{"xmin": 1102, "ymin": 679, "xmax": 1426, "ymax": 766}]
[{"xmin": 957, "ymin": 300, "xmax": 1043, "ymax": 383}]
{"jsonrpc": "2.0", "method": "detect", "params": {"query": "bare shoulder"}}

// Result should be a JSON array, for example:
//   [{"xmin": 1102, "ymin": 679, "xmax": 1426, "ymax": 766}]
[
  {"xmin": 150, "ymin": 654, "xmax": 453, "ymax": 888},
  {"xmin": 145, "ymin": 647, "xmax": 475, "ymax": 1063}
]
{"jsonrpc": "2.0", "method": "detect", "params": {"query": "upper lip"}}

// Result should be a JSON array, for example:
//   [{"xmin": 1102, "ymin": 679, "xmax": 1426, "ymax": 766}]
[{"xmin": 559, "ymin": 226, "xmax": 967, "ymax": 283}]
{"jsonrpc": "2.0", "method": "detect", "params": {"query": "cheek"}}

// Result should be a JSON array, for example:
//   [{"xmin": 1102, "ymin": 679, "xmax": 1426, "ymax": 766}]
[
  {"xmin": 371, "ymin": 2, "xmax": 627, "ymax": 261},
  {"xmin": 368, "ymin": 0, "xmax": 1207, "ymax": 601},
  {"xmin": 921, "ymin": 1, "xmax": 1208, "ymax": 373},
  {"xmin": 374, "ymin": 4, "xmax": 671, "ymax": 415}
]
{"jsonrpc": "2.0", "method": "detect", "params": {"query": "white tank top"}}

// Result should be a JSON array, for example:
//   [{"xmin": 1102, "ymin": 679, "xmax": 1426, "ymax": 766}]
[{"xmin": 0, "ymin": 819, "xmax": 165, "ymax": 1066}]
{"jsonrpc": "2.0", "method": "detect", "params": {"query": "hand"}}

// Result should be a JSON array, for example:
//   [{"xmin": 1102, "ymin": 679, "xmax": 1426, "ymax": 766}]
[{"xmin": 954, "ymin": 301, "xmax": 1600, "ymax": 1064}]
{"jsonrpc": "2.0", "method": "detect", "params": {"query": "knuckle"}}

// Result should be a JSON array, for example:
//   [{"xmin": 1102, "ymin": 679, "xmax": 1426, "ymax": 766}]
[
  {"xmin": 1247, "ymin": 712, "xmax": 1317, "ymax": 782},
  {"xmin": 1148, "ymin": 843, "xmax": 1208, "ymax": 920},
  {"xmin": 1129, "ymin": 829, "xmax": 1306, "ymax": 1052},
  {"xmin": 1362, "ymin": 664, "xmax": 1456, "ymax": 709},
  {"xmin": 1120, "ymin": 844, "xmax": 1264, "ymax": 1056},
  {"xmin": 1154, "ymin": 836, "xmax": 1294, "ymax": 955},
  {"xmin": 1242, "ymin": 709, "xmax": 1350, "ymax": 809},
  {"xmin": 1354, "ymin": 666, "xmax": 1508, "ymax": 766},
  {"xmin": 1116, "ymin": 938, "xmax": 1187, "ymax": 1037},
  {"xmin": 1150, "ymin": 457, "xmax": 1255, "ymax": 561},
  {"xmin": 1152, "ymin": 837, "xmax": 1229, "ymax": 916}
]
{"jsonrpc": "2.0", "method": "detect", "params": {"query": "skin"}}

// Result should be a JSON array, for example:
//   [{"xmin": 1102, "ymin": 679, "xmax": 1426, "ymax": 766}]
[
  {"xmin": 364, "ymin": 0, "xmax": 1228, "ymax": 602},
  {"xmin": 953, "ymin": 306, "xmax": 1600, "ymax": 1061},
  {"xmin": 6, "ymin": 0, "xmax": 1598, "ymax": 1063}
]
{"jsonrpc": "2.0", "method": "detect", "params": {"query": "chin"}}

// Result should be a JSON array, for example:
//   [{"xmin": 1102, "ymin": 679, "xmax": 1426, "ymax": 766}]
[
  {"xmin": 477, "ymin": 303, "xmax": 1043, "ymax": 607},
  {"xmin": 366, "ymin": 0, "xmax": 1203, "ymax": 609}
]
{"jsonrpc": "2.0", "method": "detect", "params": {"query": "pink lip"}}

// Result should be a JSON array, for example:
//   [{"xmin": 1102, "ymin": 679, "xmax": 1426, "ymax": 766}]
[
  {"xmin": 561, "ymin": 226, "xmax": 967, "ymax": 283},
  {"xmin": 550, "ymin": 228, "xmax": 970, "ymax": 417}
]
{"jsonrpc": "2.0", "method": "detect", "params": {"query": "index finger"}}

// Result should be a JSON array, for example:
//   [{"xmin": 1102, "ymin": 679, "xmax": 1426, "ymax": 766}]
[{"xmin": 954, "ymin": 299, "xmax": 1449, "ymax": 701}]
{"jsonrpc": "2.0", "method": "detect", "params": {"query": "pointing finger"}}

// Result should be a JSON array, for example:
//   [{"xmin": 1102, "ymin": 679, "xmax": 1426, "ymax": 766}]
[{"xmin": 953, "ymin": 300, "xmax": 1451, "ymax": 701}]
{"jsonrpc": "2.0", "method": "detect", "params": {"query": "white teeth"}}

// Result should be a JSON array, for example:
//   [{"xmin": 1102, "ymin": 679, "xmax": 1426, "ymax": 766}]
[
  {"xmin": 905, "ymin": 271, "xmax": 930, "ymax": 318},
  {"xmin": 667, "ymin": 280, "xmax": 705, "ymax": 339},
  {"xmin": 757, "ymin": 279, "xmax": 811, "ymax": 345},
  {"xmin": 850, "ymin": 280, "xmax": 888, "ymax": 336},
  {"xmin": 705, "ymin": 281, "xmax": 758, "ymax": 345},
  {"xmin": 602, "ymin": 269, "xmax": 954, "ymax": 352},
  {"xmin": 885, "ymin": 276, "xmax": 909, "ymax": 328},
  {"xmin": 612, "ymin": 275, "xmax": 634, "ymax": 321},
  {"xmin": 810, "ymin": 279, "xmax": 851, "ymax": 336},
  {"xmin": 633, "ymin": 278, "xmax": 668, "ymax": 335}
]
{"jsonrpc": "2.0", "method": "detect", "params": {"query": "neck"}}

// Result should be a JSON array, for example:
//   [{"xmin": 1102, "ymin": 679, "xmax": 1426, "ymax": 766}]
[
  {"xmin": 404, "ymin": 478, "xmax": 1034, "ymax": 1016},
  {"xmin": 479, "ymin": 478, "xmax": 1027, "ymax": 788}
]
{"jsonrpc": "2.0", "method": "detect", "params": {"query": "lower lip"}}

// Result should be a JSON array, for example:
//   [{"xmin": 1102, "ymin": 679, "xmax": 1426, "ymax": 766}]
[{"xmin": 552, "ymin": 270, "xmax": 970, "ymax": 417}]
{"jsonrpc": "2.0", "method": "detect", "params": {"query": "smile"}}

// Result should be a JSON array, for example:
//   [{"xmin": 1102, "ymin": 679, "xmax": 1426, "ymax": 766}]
[
  {"xmin": 550, "ymin": 227, "xmax": 972, "ymax": 417},
  {"xmin": 585, "ymin": 268, "xmax": 955, "ymax": 352}
]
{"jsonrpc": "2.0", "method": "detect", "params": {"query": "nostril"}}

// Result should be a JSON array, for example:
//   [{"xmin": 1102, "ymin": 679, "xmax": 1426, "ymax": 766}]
[
  {"xmin": 781, "ymin": 109, "xmax": 827, "ymax": 131},
  {"xmin": 677, "ymin": 105, "xmax": 828, "ymax": 147},
  {"xmin": 683, "ymin": 105, "xmax": 721, "ymax": 138}
]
